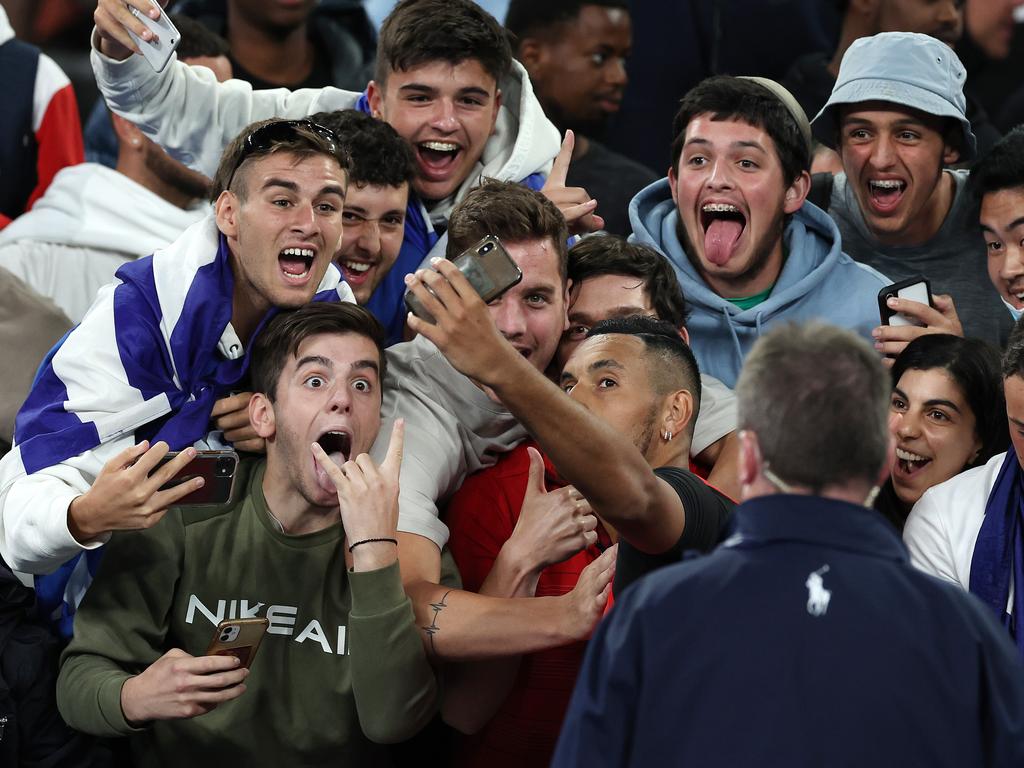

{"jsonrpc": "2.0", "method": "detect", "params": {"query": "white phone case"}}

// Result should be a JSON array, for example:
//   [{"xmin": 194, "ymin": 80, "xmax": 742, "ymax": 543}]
[
  {"xmin": 890, "ymin": 282, "xmax": 930, "ymax": 327},
  {"xmin": 126, "ymin": 1, "xmax": 179, "ymax": 73}
]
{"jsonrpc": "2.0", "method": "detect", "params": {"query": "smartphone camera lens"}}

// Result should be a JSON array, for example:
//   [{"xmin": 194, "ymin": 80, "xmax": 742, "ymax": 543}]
[
  {"xmin": 478, "ymin": 241, "xmax": 494, "ymax": 255},
  {"xmin": 216, "ymin": 458, "xmax": 232, "ymax": 477}
]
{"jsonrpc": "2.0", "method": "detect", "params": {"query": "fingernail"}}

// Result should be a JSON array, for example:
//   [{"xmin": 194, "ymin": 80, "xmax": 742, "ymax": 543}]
[
  {"xmin": 874, "ymin": 342, "xmax": 884, "ymax": 351},
  {"xmin": 871, "ymin": 328, "xmax": 880, "ymax": 339},
  {"xmin": 186, "ymin": 447, "xmax": 197, "ymax": 457},
  {"xmin": 887, "ymin": 297, "xmax": 898, "ymax": 307},
  {"xmin": 430, "ymin": 256, "xmax": 442, "ymax": 265},
  {"xmin": 404, "ymin": 274, "xmax": 414, "ymax": 285},
  {"xmin": 194, "ymin": 477, "xmax": 205, "ymax": 486}
]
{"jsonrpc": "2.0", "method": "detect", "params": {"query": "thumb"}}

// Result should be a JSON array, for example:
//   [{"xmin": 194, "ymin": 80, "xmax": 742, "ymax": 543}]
[
  {"xmin": 524, "ymin": 446, "xmax": 548, "ymax": 497},
  {"xmin": 380, "ymin": 419, "xmax": 405, "ymax": 481}
]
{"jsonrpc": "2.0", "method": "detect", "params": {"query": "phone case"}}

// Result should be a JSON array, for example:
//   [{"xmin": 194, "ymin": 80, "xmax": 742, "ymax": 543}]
[
  {"xmin": 127, "ymin": 1, "xmax": 180, "ymax": 73},
  {"xmin": 154, "ymin": 450, "xmax": 239, "ymax": 505},
  {"xmin": 877, "ymin": 276, "xmax": 932, "ymax": 327},
  {"xmin": 404, "ymin": 235, "xmax": 523, "ymax": 322},
  {"xmin": 205, "ymin": 618, "xmax": 270, "ymax": 670}
]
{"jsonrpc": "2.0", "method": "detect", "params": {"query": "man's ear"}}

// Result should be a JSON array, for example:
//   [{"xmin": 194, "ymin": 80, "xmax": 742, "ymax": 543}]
[
  {"xmin": 561, "ymin": 277, "xmax": 573, "ymax": 332},
  {"xmin": 783, "ymin": 170, "xmax": 812, "ymax": 214},
  {"xmin": 663, "ymin": 388, "xmax": 695, "ymax": 440},
  {"xmin": 489, "ymin": 88, "xmax": 503, "ymax": 137},
  {"xmin": 738, "ymin": 429, "xmax": 762, "ymax": 489},
  {"xmin": 366, "ymin": 80, "xmax": 384, "ymax": 119},
  {"xmin": 677, "ymin": 325, "xmax": 691, "ymax": 346},
  {"xmin": 668, "ymin": 164, "xmax": 679, "ymax": 205},
  {"xmin": 215, "ymin": 189, "xmax": 240, "ymax": 239},
  {"xmin": 517, "ymin": 38, "xmax": 546, "ymax": 72},
  {"xmin": 943, "ymin": 141, "xmax": 961, "ymax": 167},
  {"xmin": 249, "ymin": 392, "xmax": 276, "ymax": 440}
]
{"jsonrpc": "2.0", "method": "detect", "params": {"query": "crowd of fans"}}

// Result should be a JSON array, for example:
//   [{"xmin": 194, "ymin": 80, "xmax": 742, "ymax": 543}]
[{"xmin": 3, "ymin": 0, "xmax": 1024, "ymax": 765}]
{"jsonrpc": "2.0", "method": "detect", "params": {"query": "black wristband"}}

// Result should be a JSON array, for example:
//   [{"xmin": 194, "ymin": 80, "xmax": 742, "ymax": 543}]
[{"xmin": 348, "ymin": 537, "xmax": 398, "ymax": 553}]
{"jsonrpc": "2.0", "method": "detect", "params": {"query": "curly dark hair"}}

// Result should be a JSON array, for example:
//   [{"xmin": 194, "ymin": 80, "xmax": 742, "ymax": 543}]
[{"xmin": 308, "ymin": 110, "xmax": 415, "ymax": 189}]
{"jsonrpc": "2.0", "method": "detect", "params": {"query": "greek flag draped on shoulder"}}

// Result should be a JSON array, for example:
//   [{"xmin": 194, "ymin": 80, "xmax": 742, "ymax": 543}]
[{"xmin": 4, "ymin": 213, "xmax": 353, "ymax": 636}]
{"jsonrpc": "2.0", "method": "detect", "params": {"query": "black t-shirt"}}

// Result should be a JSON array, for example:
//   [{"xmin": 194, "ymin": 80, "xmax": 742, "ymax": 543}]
[
  {"xmin": 566, "ymin": 140, "xmax": 657, "ymax": 237},
  {"xmin": 613, "ymin": 467, "xmax": 735, "ymax": 594}
]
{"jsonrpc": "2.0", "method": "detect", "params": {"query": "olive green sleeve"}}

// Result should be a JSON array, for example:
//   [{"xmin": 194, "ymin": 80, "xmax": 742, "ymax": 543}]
[
  {"xmin": 347, "ymin": 560, "xmax": 439, "ymax": 744},
  {"xmin": 56, "ymin": 513, "xmax": 184, "ymax": 737}
]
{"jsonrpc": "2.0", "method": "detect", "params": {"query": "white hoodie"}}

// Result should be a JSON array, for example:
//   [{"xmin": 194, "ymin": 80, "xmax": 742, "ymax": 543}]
[{"xmin": 0, "ymin": 164, "xmax": 207, "ymax": 322}]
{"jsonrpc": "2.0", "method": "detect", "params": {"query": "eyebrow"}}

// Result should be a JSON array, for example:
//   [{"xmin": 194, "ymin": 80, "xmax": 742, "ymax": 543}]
[
  {"xmin": 569, "ymin": 305, "xmax": 651, "ymax": 325},
  {"xmin": 893, "ymin": 387, "xmax": 962, "ymax": 414},
  {"xmin": 398, "ymin": 83, "xmax": 491, "ymax": 100},
  {"xmin": 982, "ymin": 216, "xmax": 1024, "ymax": 234},
  {"xmin": 841, "ymin": 116, "xmax": 928, "ymax": 129},
  {"xmin": 1011, "ymin": 417, "xmax": 1024, "ymax": 430},
  {"xmin": 262, "ymin": 177, "xmax": 346, "ymax": 199},
  {"xmin": 296, "ymin": 356, "xmax": 380, "ymax": 376},
  {"xmin": 345, "ymin": 204, "xmax": 405, "ymax": 218}
]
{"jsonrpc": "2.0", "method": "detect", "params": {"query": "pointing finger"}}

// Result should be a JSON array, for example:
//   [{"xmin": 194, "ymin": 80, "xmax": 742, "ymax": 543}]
[{"xmin": 545, "ymin": 130, "xmax": 575, "ymax": 189}]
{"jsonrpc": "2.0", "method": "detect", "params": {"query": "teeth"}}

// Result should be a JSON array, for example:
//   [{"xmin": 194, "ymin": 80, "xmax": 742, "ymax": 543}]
[
  {"xmin": 420, "ymin": 141, "xmax": 458, "ymax": 152},
  {"xmin": 896, "ymin": 448, "xmax": 930, "ymax": 463},
  {"xmin": 869, "ymin": 180, "xmax": 904, "ymax": 190},
  {"xmin": 702, "ymin": 203, "xmax": 740, "ymax": 213},
  {"xmin": 282, "ymin": 267, "xmax": 309, "ymax": 278},
  {"xmin": 345, "ymin": 261, "xmax": 371, "ymax": 273},
  {"xmin": 282, "ymin": 247, "xmax": 314, "ymax": 259}
]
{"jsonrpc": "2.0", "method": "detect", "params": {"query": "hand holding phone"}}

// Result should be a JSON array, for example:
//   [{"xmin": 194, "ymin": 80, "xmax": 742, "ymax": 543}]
[
  {"xmin": 153, "ymin": 449, "xmax": 239, "ymax": 505},
  {"xmin": 878, "ymin": 277, "xmax": 933, "ymax": 327},
  {"xmin": 125, "ymin": 0, "xmax": 180, "ymax": 72},
  {"xmin": 206, "ymin": 618, "xmax": 270, "ymax": 670},
  {"xmin": 405, "ymin": 236, "xmax": 522, "ymax": 323}
]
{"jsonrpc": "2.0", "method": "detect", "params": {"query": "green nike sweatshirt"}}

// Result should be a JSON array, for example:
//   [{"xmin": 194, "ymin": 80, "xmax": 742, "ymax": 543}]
[{"xmin": 57, "ymin": 459, "xmax": 438, "ymax": 767}]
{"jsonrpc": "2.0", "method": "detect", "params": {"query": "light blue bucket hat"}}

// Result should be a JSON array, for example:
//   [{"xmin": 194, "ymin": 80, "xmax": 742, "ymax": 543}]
[{"xmin": 812, "ymin": 31, "xmax": 976, "ymax": 161}]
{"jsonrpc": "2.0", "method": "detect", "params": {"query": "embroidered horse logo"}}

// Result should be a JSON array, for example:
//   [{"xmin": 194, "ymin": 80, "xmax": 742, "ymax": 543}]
[{"xmin": 805, "ymin": 565, "xmax": 831, "ymax": 617}]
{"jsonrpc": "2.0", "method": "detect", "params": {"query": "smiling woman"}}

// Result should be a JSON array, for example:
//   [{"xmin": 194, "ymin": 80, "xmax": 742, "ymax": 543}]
[{"xmin": 875, "ymin": 334, "xmax": 1007, "ymax": 530}]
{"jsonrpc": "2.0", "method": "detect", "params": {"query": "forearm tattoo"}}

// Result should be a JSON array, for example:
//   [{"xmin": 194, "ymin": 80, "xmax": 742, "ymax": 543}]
[{"xmin": 422, "ymin": 590, "xmax": 451, "ymax": 656}]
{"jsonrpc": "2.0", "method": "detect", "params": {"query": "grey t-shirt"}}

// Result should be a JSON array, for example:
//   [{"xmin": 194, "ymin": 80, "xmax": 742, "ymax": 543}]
[{"xmin": 829, "ymin": 169, "xmax": 1012, "ymax": 348}]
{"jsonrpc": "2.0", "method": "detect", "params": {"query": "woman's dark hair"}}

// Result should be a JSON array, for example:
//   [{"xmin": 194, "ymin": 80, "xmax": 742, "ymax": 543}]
[{"xmin": 891, "ymin": 334, "xmax": 1008, "ymax": 469}]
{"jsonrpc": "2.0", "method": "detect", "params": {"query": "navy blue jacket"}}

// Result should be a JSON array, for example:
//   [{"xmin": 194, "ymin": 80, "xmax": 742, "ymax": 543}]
[{"xmin": 553, "ymin": 494, "xmax": 1024, "ymax": 767}]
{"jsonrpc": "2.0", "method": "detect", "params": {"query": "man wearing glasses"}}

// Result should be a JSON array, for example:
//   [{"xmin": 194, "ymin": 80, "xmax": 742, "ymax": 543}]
[{"xmin": 0, "ymin": 118, "xmax": 352, "ymax": 584}]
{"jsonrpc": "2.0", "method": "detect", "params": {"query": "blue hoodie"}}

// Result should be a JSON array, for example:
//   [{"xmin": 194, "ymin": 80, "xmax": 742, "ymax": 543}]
[{"xmin": 629, "ymin": 178, "xmax": 890, "ymax": 388}]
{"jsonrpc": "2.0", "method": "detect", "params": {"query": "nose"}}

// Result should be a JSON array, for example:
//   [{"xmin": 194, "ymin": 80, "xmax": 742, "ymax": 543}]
[
  {"xmin": 1001, "ymin": 244, "xmax": 1024, "ymax": 281},
  {"xmin": 606, "ymin": 57, "xmax": 627, "ymax": 88},
  {"xmin": 356, "ymin": 220, "xmax": 381, "ymax": 258},
  {"xmin": 326, "ymin": 383, "xmax": 352, "ymax": 414},
  {"xmin": 894, "ymin": 409, "xmax": 921, "ymax": 439},
  {"xmin": 491, "ymin": 296, "xmax": 527, "ymax": 340},
  {"xmin": 430, "ymin": 98, "xmax": 458, "ymax": 133},
  {"xmin": 289, "ymin": 200, "xmax": 318, "ymax": 236},
  {"xmin": 936, "ymin": 0, "xmax": 961, "ymax": 25},
  {"xmin": 705, "ymin": 158, "xmax": 734, "ymax": 191},
  {"xmin": 869, "ymin": 133, "xmax": 896, "ymax": 169}
]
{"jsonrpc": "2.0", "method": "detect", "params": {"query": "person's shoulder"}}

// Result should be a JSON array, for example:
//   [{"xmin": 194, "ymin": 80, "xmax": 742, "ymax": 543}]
[
  {"xmin": 921, "ymin": 452, "xmax": 1003, "ymax": 510},
  {"xmin": 654, "ymin": 465, "xmax": 735, "ymax": 509}
]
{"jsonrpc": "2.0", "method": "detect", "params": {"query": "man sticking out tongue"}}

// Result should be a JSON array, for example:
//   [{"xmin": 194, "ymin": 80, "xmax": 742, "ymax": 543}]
[{"xmin": 628, "ymin": 75, "xmax": 888, "ymax": 387}]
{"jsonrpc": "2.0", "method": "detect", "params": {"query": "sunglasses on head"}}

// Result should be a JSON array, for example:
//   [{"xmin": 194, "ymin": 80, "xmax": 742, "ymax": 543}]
[{"xmin": 225, "ymin": 119, "xmax": 341, "ymax": 191}]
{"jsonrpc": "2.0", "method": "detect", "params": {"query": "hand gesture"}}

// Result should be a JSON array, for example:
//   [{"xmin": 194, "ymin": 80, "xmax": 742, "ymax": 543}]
[
  {"xmin": 210, "ymin": 392, "xmax": 265, "ymax": 454},
  {"xmin": 94, "ymin": 0, "xmax": 168, "ymax": 60},
  {"xmin": 540, "ymin": 131, "xmax": 605, "ymax": 234},
  {"xmin": 120, "ymin": 648, "xmax": 248, "ymax": 725},
  {"xmin": 873, "ymin": 293, "xmax": 964, "ymax": 366},
  {"xmin": 404, "ymin": 258, "xmax": 515, "ymax": 385},
  {"xmin": 311, "ymin": 419, "xmax": 405, "ymax": 570},
  {"xmin": 561, "ymin": 544, "xmax": 616, "ymax": 642},
  {"xmin": 509, "ymin": 448, "xmax": 598, "ymax": 574},
  {"xmin": 68, "ymin": 441, "xmax": 203, "ymax": 543}
]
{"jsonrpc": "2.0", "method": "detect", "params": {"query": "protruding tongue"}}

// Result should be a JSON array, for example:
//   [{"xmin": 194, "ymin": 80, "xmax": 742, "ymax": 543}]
[
  {"xmin": 704, "ymin": 218, "xmax": 743, "ymax": 266},
  {"xmin": 314, "ymin": 451, "xmax": 346, "ymax": 493}
]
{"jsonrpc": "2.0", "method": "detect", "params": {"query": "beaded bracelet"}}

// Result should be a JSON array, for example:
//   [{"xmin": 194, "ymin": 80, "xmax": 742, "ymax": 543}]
[{"xmin": 348, "ymin": 537, "xmax": 399, "ymax": 553}]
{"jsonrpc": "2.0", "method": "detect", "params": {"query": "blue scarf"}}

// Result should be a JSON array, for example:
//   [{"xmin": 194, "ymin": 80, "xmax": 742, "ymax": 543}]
[{"xmin": 969, "ymin": 446, "xmax": 1024, "ymax": 657}]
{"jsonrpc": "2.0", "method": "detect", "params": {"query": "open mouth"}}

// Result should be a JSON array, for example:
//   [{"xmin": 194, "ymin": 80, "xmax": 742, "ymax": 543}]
[
  {"xmin": 279, "ymin": 247, "xmax": 315, "ymax": 282},
  {"xmin": 894, "ymin": 447, "xmax": 931, "ymax": 478},
  {"xmin": 338, "ymin": 258, "xmax": 376, "ymax": 287},
  {"xmin": 314, "ymin": 430, "xmax": 352, "ymax": 492},
  {"xmin": 699, "ymin": 202, "xmax": 746, "ymax": 267},
  {"xmin": 416, "ymin": 140, "xmax": 461, "ymax": 181},
  {"xmin": 867, "ymin": 179, "xmax": 907, "ymax": 214}
]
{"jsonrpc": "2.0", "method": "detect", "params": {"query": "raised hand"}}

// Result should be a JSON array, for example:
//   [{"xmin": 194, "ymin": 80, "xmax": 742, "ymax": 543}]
[
  {"xmin": 873, "ymin": 293, "xmax": 964, "ymax": 366},
  {"xmin": 540, "ymin": 130, "xmax": 605, "ymax": 234},
  {"xmin": 120, "ymin": 648, "xmax": 248, "ymax": 725},
  {"xmin": 508, "ymin": 448, "xmax": 598, "ymax": 574},
  {"xmin": 68, "ymin": 441, "xmax": 203, "ymax": 543},
  {"xmin": 210, "ymin": 392, "xmax": 265, "ymax": 454},
  {"xmin": 94, "ymin": 0, "xmax": 168, "ymax": 60},
  {"xmin": 311, "ymin": 419, "xmax": 405, "ymax": 571}
]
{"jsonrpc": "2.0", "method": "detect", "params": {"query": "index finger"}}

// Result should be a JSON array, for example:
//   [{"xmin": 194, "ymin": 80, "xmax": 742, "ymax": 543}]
[
  {"xmin": 210, "ymin": 392, "xmax": 253, "ymax": 418},
  {"xmin": 885, "ymin": 297, "xmax": 942, "ymax": 325},
  {"xmin": 380, "ymin": 419, "xmax": 405, "ymax": 479},
  {"xmin": 545, "ymin": 130, "xmax": 575, "ymax": 188}
]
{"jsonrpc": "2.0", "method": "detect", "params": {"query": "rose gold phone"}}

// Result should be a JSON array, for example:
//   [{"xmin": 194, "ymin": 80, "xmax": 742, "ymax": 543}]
[{"xmin": 205, "ymin": 617, "xmax": 269, "ymax": 670}]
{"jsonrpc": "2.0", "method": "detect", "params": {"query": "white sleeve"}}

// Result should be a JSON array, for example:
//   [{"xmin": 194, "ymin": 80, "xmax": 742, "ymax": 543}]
[
  {"xmin": 903, "ymin": 488, "xmax": 962, "ymax": 586},
  {"xmin": 0, "ymin": 441, "xmax": 121, "ymax": 574},
  {"xmin": 89, "ymin": 36, "xmax": 361, "ymax": 178},
  {"xmin": 690, "ymin": 374, "xmax": 737, "ymax": 457}
]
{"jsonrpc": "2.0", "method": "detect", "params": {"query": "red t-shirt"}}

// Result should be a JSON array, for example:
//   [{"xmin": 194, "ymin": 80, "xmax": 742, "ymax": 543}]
[{"xmin": 444, "ymin": 440, "xmax": 613, "ymax": 768}]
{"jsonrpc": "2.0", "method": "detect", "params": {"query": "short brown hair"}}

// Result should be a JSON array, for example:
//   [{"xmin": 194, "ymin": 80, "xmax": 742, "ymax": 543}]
[
  {"xmin": 374, "ymin": 0, "xmax": 511, "ymax": 88},
  {"xmin": 250, "ymin": 303, "xmax": 387, "ymax": 402},
  {"xmin": 210, "ymin": 119, "xmax": 350, "ymax": 202},
  {"xmin": 446, "ymin": 179, "xmax": 569, "ymax": 281},
  {"xmin": 736, "ymin": 322, "xmax": 890, "ymax": 491}
]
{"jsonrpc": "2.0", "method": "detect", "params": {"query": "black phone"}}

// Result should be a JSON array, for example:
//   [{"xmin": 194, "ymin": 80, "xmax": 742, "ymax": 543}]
[
  {"xmin": 878, "ymin": 276, "xmax": 933, "ymax": 327},
  {"xmin": 152, "ymin": 449, "xmax": 239, "ymax": 505},
  {"xmin": 405, "ymin": 235, "xmax": 523, "ymax": 323}
]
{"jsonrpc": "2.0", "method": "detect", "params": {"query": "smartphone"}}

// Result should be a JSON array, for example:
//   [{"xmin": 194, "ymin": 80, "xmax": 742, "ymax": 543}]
[
  {"xmin": 878, "ymin": 276, "xmax": 933, "ymax": 327},
  {"xmin": 126, "ymin": 1, "xmax": 180, "ymax": 73},
  {"xmin": 152, "ymin": 449, "xmax": 238, "ymax": 505},
  {"xmin": 205, "ymin": 617, "xmax": 269, "ymax": 670},
  {"xmin": 405, "ymin": 235, "xmax": 523, "ymax": 323}
]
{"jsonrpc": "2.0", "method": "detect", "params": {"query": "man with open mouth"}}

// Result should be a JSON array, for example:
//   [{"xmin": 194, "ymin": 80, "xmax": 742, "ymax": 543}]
[
  {"xmin": 629, "ymin": 75, "xmax": 888, "ymax": 387},
  {"xmin": 91, "ymin": 0, "xmax": 564, "ymax": 345},
  {"xmin": 813, "ymin": 31, "xmax": 1012, "ymax": 350}
]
